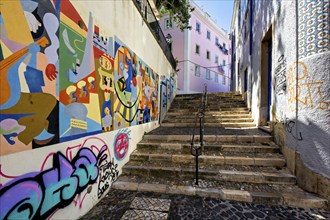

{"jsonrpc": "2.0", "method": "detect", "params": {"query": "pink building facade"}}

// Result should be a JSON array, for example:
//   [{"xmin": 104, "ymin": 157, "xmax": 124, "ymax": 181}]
[{"xmin": 160, "ymin": 0, "xmax": 231, "ymax": 94}]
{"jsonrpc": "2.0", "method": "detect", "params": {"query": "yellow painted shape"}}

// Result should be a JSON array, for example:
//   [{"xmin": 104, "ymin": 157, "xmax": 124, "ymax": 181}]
[
  {"xmin": 60, "ymin": 13, "xmax": 87, "ymax": 38},
  {"xmin": 1, "ymin": 1, "xmax": 33, "ymax": 45},
  {"xmin": 0, "ymin": 40, "xmax": 13, "ymax": 59},
  {"xmin": 85, "ymin": 93, "xmax": 102, "ymax": 123}
]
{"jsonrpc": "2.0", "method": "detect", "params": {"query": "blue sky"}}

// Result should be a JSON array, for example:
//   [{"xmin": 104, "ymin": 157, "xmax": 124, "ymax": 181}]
[{"xmin": 194, "ymin": 0, "xmax": 234, "ymax": 33}]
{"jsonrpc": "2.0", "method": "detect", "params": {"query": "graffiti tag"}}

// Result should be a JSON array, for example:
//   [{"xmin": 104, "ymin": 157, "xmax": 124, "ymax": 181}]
[
  {"xmin": 0, "ymin": 147, "xmax": 106, "ymax": 220},
  {"xmin": 285, "ymin": 117, "xmax": 303, "ymax": 141}
]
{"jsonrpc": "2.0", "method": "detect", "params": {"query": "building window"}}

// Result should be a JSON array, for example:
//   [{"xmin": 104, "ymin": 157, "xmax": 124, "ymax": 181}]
[
  {"xmin": 195, "ymin": 65, "xmax": 200, "ymax": 76},
  {"xmin": 206, "ymin": 50, "xmax": 210, "ymax": 60},
  {"xmin": 207, "ymin": 30, "xmax": 211, "ymax": 40},
  {"xmin": 223, "ymin": 43, "xmax": 226, "ymax": 49},
  {"xmin": 206, "ymin": 69, "xmax": 210, "ymax": 80},
  {"xmin": 165, "ymin": 18, "xmax": 173, "ymax": 29},
  {"xmin": 215, "ymin": 73, "xmax": 218, "ymax": 83},
  {"xmin": 215, "ymin": 55, "xmax": 219, "ymax": 64},
  {"xmin": 222, "ymin": 76, "xmax": 226, "ymax": 85},
  {"xmin": 215, "ymin": 37, "xmax": 219, "ymax": 46},
  {"xmin": 195, "ymin": 44, "xmax": 200, "ymax": 54},
  {"xmin": 223, "ymin": 60, "xmax": 226, "ymax": 66},
  {"xmin": 196, "ymin": 22, "xmax": 201, "ymax": 33}
]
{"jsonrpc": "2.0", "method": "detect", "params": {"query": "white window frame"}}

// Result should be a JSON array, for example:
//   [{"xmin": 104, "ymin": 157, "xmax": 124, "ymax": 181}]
[
  {"xmin": 222, "ymin": 76, "xmax": 226, "ymax": 85},
  {"xmin": 206, "ymin": 69, "xmax": 211, "ymax": 80},
  {"xmin": 195, "ymin": 65, "xmax": 200, "ymax": 76},
  {"xmin": 215, "ymin": 37, "xmax": 219, "ymax": 46},
  {"xmin": 196, "ymin": 21, "xmax": 201, "ymax": 33},
  {"xmin": 215, "ymin": 73, "xmax": 218, "ymax": 83},
  {"xmin": 207, "ymin": 30, "xmax": 211, "ymax": 40}
]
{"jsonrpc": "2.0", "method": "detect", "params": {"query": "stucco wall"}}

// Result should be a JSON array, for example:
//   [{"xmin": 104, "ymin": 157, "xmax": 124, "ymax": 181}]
[
  {"xmin": 0, "ymin": 1, "xmax": 175, "ymax": 219},
  {"xmin": 233, "ymin": 0, "xmax": 330, "ymax": 180}
]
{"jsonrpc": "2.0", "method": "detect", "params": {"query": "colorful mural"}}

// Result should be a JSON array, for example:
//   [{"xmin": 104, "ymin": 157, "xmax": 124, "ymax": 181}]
[
  {"xmin": 159, "ymin": 75, "xmax": 177, "ymax": 122},
  {"xmin": 113, "ymin": 37, "xmax": 159, "ymax": 129},
  {"xmin": 0, "ymin": 0, "xmax": 160, "ymax": 156},
  {"xmin": 0, "ymin": 1, "xmax": 60, "ymax": 155}
]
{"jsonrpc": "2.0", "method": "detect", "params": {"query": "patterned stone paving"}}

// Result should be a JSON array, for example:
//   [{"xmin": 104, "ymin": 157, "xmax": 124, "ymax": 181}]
[
  {"xmin": 121, "ymin": 210, "xmax": 168, "ymax": 220},
  {"xmin": 81, "ymin": 189, "xmax": 330, "ymax": 220},
  {"xmin": 130, "ymin": 197, "xmax": 171, "ymax": 212}
]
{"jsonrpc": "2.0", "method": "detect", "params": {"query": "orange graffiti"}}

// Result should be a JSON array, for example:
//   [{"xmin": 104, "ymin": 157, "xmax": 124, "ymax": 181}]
[{"xmin": 287, "ymin": 62, "xmax": 329, "ymax": 112}]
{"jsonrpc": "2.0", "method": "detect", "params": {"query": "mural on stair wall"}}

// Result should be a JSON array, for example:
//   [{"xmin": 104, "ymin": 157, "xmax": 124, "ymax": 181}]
[
  {"xmin": 113, "ymin": 37, "xmax": 159, "ymax": 129},
  {"xmin": 0, "ymin": 0, "xmax": 60, "ymax": 156},
  {"xmin": 160, "ymin": 75, "xmax": 177, "ymax": 122},
  {"xmin": 0, "ymin": 0, "xmax": 160, "ymax": 156}
]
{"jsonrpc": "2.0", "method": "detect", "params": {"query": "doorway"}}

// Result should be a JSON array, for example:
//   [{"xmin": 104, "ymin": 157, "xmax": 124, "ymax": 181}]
[{"xmin": 260, "ymin": 26, "xmax": 272, "ymax": 126}]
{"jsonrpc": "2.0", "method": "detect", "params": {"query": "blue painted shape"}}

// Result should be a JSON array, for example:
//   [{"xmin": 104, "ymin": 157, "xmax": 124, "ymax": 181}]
[
  {"xmin": 267, "ymin": 39, "xmax": 272, "ymax": 121},
  {"xmin": 24, "ymin": 66, "xmax": 45, "ymax": 93},
  {"xmin": 3, "ymin": 133, "xmax": 18, "ymax": 145},
  {"xmin": 0, "ymin": 43, "xmax": 40, "ymax": 110},
  {"xmin": 0, "ymin": 114, "xmax": 32, "ymax": 121},
  {"xmin": 34, "ymin": 129, "xmax": 54, "ymax": 141}
]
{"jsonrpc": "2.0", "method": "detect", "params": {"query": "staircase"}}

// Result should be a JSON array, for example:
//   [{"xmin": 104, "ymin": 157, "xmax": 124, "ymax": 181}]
[{"xmin": 113, "ymin": 92, "xmax": 328, "ymax": 210}]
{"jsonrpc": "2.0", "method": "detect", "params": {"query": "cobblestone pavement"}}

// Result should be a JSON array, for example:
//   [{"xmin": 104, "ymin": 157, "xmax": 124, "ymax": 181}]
[
  {"xmin": 148, "ymin": 127, "xmax": 269, "ymax": 135},
  {"xmin": 81, "ymin": 189, "xmax": 330, "ymax": 220}
]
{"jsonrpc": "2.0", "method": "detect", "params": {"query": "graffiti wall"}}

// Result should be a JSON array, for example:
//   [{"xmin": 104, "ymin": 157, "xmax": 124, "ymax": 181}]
[
  {"xmin": 0, "ymin": 0, "xmax": 60, "ymax": 155},
  {"xmin": 159, "ymin": 75, "xmax": 177, "ymax": 122},
  {"xmin": 113, "ymin": 38, "xmax": 159, "ymax": 130},
  {"xmin": 0, "ymin": 127, "xmax": 150, "ymax": 219},
  {"xmin": 0, "ymin": 0, "xmax": 176, "ymax": 219},
  {"xmin": 0, "ymin": 0, "xmax": 160, "ymax": 156}
]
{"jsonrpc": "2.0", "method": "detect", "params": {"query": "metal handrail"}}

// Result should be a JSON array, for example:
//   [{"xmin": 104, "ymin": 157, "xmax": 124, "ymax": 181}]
[{"xmin": 190, "ymin": 84, "xmax": 207, "ymax": 186}]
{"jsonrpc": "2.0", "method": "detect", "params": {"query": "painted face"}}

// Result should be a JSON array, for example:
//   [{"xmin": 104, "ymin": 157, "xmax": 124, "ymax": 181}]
[{"xmin": 114, "ymin": 133, "xmax": 129, "ymax": 160}]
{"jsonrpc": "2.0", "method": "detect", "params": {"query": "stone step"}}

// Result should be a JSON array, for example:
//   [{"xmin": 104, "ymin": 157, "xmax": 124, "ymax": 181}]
[
  {"xmin": 142, "ymin": 134, "xmax": 273, "ymax": 143},
  {"xmin": 137, "ymin": 142, "xmax": 280, "ymax": 154},
  {"xmin": 112, "ymin": 179, "xmax": 328, "ymax": 210},
  {"xmin": 129, "ymin": 152, "xmax": 286, "ymax": 168},
  {"xmin": 165, "ymin": 114, "xmax": 252, "ymax": 119},
  {"xmin": 161, "ymin": 122, "xmax": 256, "ymax": 128},
  {"xmin": 166, "ymin": 111, "xmax": 251, "ymax": 115},
  {"xmin": 168, "ymin": 107, "xmax": 250, "ymax": 112},
  {"xmin": 122, "ymin": 163, "xmax": 297, "ymax": 185},
  {"xmin": 162, "ymin": 118, "xmax": 254, "ymax": 123}
]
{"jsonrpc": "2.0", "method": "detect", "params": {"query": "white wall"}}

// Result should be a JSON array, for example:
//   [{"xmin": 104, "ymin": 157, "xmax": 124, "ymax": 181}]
[{"xmin": 0, "ymin": 1, "xmax": 175, "ymax": 219}]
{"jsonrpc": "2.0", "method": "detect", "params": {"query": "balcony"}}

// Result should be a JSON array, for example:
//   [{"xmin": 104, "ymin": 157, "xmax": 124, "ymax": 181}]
[{"xmin": 133, "ymin": 0, "xmax": 177, "ymax": 69}]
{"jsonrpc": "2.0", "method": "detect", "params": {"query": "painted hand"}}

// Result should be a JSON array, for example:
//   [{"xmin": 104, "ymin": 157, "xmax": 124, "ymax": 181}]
[
  {"xmin": 45, "ymin": 64, "xmax": 58, "ymax": 81},
  {"xmin": 24, "ymin": 11, "xmax": 41, "ymax": 33}
]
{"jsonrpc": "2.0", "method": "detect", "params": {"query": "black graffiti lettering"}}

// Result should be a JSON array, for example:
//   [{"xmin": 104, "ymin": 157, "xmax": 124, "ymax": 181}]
[{"xmin": 285, "ymin": 117, "xmax": 303, "ymax": 141}]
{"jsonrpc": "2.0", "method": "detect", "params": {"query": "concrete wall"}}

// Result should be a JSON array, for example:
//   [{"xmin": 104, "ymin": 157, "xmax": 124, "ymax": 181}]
[
  {"xmin": 0, "ymin": 1, "xmax": 175, "ymax": 219},
  {"xmin": 231, "ymin": 0, "xmax": 330, "ymax": 195}
]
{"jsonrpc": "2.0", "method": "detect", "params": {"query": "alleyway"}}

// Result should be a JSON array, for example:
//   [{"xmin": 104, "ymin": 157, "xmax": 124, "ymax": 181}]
[
  {"xmin": 81, "ymin": 92, "xmax": 329, "ymax": 219},
  {"xmin": 81, "ymin": 189, "xmax": 330, "ymax": 219}
]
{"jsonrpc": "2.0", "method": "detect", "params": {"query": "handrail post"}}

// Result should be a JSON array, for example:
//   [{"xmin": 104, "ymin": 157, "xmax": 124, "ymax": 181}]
[{"xmin": 191, "ymin": 84, "xmax": 207, "ymax": 186}]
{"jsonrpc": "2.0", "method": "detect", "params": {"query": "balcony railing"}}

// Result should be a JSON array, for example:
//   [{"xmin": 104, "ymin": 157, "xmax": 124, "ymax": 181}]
[{"xmin": 133, "ymin": 0, "xmax": 177, "ymax": 69}]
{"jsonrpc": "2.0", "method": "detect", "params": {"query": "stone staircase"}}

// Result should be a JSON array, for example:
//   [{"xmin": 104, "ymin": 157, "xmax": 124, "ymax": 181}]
[{"xmin": 113, "ymin": 92, "xmax": 328, "ymax": 210}]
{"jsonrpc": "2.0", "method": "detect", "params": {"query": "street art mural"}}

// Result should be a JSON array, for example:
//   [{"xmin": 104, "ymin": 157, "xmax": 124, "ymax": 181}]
[
  {"xmin": 58, "ymin": 1, "xmax": 102, "ymax": 142},
  {"xmin": 0, "ymin": 0, "xmax": 60, "ymax": 155},
  {"xmin": 113, "ymin": 38, "xmax": 159, "ymax": 129},
  {"xmin": 0, "ymin": 137, "xmax": 120, "ymax": 220},
  {"xmin": 0, "ymin": 0, "xmax": 160, "ymax": 156},
  {"xmin": 159, "ymin": 75, "xmax": 177, "ymax": 122}
]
